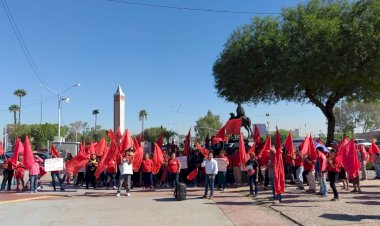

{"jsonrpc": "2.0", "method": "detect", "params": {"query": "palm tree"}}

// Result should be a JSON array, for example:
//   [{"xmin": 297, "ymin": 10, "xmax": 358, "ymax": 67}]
[
  {"xmin": 92, "ymin": 109, "xmax": 100, "ymax": 131},
  {"xmin": 14, "ymin": 89, "xmax": 27, "ymax": 124},
  {"xmin": 139, "ymin": 110, "xmax": 148, "ymax": 138},
  {"xmin": 8, "ymin": 104, "xmax": 20, "ymax": 125}
]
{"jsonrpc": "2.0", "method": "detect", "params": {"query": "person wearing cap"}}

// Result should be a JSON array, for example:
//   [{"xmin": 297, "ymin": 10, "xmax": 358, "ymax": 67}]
[
  {"xmin": 327, "ymin": 149, "xmax": 340, "ymax": 201},
  {"xmin": 316, "ymin": 147, "xmax": 328, "ymax": 197}
]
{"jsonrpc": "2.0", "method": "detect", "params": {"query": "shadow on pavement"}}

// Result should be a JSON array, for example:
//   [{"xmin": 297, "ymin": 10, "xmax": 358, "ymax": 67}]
[
  {"xmin": 319, "ymin": 213, "xmax": 380, "ymax": 222},
  {"xmin": 205, "ymin": 201, "xmax": 253, "ymax": 206},
  {"xmin": 346, "ymin": 201, "xmax": 380, "ymax": 206},
  {"xmin": 153, "ymin": 196, "xmax": 202, "ymax": 202}
]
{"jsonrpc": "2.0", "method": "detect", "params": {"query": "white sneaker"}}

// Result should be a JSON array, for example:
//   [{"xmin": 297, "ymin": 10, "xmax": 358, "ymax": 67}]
[
  {"xmin": 113, "ymin": 186, "xmax": 117, "ymax": 190},
  {"xmin": 116, "ymin": 193, "xmax": 120, "ymax": 197},
  {"xmin": 127, "ymin": 193, "xmax": 131, "ymax": 197}
]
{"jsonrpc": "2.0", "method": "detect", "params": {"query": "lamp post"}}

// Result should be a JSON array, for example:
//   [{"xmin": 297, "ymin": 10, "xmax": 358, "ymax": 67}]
[
  {"xmin": 265, "ymin": 113, "xmax": 270, "ymax": 134},
  {"xmin": 40, "ymin": 83, "xmax": 80, "ymax": 140}
]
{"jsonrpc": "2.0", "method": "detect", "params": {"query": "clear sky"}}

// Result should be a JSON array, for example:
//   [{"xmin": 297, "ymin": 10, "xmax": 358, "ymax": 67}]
[{"xmin": 0, "ymin": 0, "xmax": 326, "ymax": 137}]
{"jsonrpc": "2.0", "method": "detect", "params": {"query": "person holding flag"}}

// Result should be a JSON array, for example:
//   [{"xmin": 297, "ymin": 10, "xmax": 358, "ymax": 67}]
[
  {"xmin": 116, "ymin": 149, "xmax": 134, "ymax": 197},
  {"xmin": 246, "ymin": 152, "xmax": 259, "ymax": 197},
  {"xmin": 14, "ymin": 155, "xmax": 26, "ymax": 192},
  {"xmin": 86, "ymin": 154, "xmax": 98, "ymax": 189},
  {"xmin": 327, "ymin": 149, "xmax": 340, "ymax": 201}
]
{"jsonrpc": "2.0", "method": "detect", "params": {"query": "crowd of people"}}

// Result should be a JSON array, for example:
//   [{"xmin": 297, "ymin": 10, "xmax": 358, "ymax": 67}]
[{"xmin": 2, "ymin": 135, "xmax": 380, "ymax": 203}]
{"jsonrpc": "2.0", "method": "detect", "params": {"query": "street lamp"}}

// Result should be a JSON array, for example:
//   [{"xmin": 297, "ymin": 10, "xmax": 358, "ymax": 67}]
[
  {"xmin": 265, "ymin": 113, "xmax": 270, "ymax": 134},
  {"xmin": 40, "ymin": 83, "xmax": 80, "ymax": 141}
]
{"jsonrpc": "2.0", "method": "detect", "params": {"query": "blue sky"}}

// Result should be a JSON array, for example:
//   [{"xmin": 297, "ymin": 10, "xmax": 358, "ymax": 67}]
[{"xmin": 0, "ymin": 0, "xmax": 326, "ymax": 137}]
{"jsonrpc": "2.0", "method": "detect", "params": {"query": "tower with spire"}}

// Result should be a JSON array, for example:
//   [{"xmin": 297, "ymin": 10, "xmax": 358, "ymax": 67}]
[{"xmin": 114, "ymin": 85, "xmax": 125, "ymax": 133}]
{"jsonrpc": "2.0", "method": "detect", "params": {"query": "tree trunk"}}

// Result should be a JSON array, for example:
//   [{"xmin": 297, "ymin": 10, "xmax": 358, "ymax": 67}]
[
  {"xmin": 325, "ymin": 106, "xmax": 336, "ymax": 146},
  {"xmin": 141, "ymin": 120, "xmax": 144, "ymax": 138},
  {"xmin": 19, "ymin": 97, "xmax": 21, "ymax": 124},
  {"xmin": 14, "ymin": 111, "xmax": 17, "ymax": 124}
]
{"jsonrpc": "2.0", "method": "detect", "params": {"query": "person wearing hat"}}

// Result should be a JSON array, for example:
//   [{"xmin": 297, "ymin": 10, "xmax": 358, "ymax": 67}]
[{"xmin": 116, "ymin": 148, "xmax": 134, "ymax": 197}]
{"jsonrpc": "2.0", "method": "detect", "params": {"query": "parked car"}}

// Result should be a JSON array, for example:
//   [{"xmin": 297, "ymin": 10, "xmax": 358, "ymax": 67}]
[{"xmin": 354, "ymin": 139, "xmax": 371, "ymax": 148}]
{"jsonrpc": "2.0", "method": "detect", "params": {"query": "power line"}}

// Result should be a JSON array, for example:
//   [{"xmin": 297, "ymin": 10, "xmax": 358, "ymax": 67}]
[
  {"xmin": 1, "ymin": 0, "xmax": 49, "ymax": 86},
  {"xmin": 107, "ymin": 0, "xmax": 280, "ymax": 15},
  {"xmin": 0, "ymin": 97, "xmax": 55, "ymax": 112}
]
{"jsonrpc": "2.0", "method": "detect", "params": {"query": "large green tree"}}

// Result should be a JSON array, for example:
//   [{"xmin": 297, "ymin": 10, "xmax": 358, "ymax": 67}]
[
  {"xmin": 213, "ymin": 0, "xmax": 380, "ymax": 144},
  {"xmin": 14, "ymin": 89, "xmax": 27, "ymax": 124},
  {"xmin": 195, "ymin": 110, "xmax": 223, "ymax": 140}
]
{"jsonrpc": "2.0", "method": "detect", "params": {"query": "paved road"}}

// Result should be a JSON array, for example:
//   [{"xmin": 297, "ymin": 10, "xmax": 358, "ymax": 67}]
[{"xmin": 1, "ymin": 170, "xmax": 379, "ymax": 226}]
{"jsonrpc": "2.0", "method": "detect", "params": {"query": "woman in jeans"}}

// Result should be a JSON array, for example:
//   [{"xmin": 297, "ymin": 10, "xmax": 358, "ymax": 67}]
[
  {"xmin": 294, "ymin": 149, "xmax": 304, "ymax": 190},
  {"xmin": 29, "ymin": 155, "xmax": 43, "ymax": 193},
  {"xmin": 217, "ymin": 150, "xmax": 229, "ymax": 192},
  {"xmin": 327, "ymin": 149, "xmax": 340, "ymax": 201},
  {"xmin": 246, "ymin": 152, "xmax": 259, "ymax": 197}
]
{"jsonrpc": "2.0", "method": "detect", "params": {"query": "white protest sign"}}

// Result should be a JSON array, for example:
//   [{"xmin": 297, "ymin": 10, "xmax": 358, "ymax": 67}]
[
  {"xmin": 215, "ymin": 158, "xmax": 227, "ymax": 172},
  {"xmin": 177, "ymin": 156, "xmax": 188, "ymax": 169},
  {"xmin": 44, "ymin": 158, "xmax": 64, "ymax": 171}
]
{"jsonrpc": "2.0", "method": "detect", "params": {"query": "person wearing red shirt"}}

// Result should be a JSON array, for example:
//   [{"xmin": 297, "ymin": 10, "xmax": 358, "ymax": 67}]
[
  {"xmin": 14, "ymin": 155, "xmax": 25, "ymax": 192},
  {"xmin": 294, "ymin": 149, "xmax": 304, "ymax": 190},
  {"xmin": 0, "ymin": 158, "xmax": 14, "ymax": 192},
  {"xmin": 167, "ymin": 153, "xmax": 181, "ymax": 191},
  {"xmin": 141, "ymin": 153, "xmax": 153, "ymax": 189},
  {"xmin": 327, "ymin": 149, "xmax": 340, "ymax": 201},
  {"xmin": 217, "ymin": 150, "xmax": 230, "ymax": 191},
  {"xmin": 232, "ymin": 149, "xmax": 242, "ymax": 186},
  {"xmin": 284, "ymin": 149, "xmax": 295, "ymax": 184},
  {"xmin": 304, "ymin": 154, "xmax": 316, "ymax": 193},
  {"xmin": 317, "ymin": 147, "xmax": 328, "ymax": 197}
]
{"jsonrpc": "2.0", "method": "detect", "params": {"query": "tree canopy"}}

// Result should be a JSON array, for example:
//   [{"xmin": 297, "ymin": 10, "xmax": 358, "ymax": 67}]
[
  {"xmin": 213, "ymin": 0, "xmax": 380, "ymax": 144},
  {"xmin": 195, "ymin": 110, "xmax": 223, "ymax": 140}
]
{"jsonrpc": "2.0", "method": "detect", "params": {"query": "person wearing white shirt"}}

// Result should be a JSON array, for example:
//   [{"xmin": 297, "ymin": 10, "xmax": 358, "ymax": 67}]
[
  {"xmin": 201, "ymin": 152, "xmax": 218, "ymax": 199},
  {"xmin": 116, "ymin": 150, "xmax": 134, "ymax": 197}
]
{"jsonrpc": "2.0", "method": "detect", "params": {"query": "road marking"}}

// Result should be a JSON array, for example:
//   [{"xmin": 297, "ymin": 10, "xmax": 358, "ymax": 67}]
[{"xmin": 0, "ymin": 195, "xmax": 55, "ymax": 205}]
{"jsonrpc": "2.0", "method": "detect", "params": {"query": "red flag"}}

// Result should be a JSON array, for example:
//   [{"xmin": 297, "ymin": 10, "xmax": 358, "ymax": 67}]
[
  {"xmin": 107, "ymin": 129, "xmax": 116, "ymax": 141},
  {"xmin": 284, "ymin": 130, "xmax": 294, "ymax": 155},
  {"xmin": 196, "ymin": 142, "xmax": 209, "ymax": 157},
  {"xmin": 156, "ymin": 131, "xmax": 164, "ymax": 148},
  {"xmin": 215, "ymin": 119, "xmax": 242, "ymax": 139},
  {"xmin": 239, "ymin": 134, "xmax": 247, "ymax": 167},
  {"xmin": 88, "ymin": 142, "xmax": 95, "ymax": 155},
  {"xmin": 368, "ymin": 140, "xmax": 380, "ymax": 163},
  {"xmin": 133, "ymin": 137, "xmax": 140, "ymax": 150},
  {"xmin": 258, "ymin": 136, "xmax": 271, "ymax": 165},
  {"xmin": 247, "ymin": 143, "xmax": 255, "ymax": 155},
  {"xmin": 152, "ymin": 143, "xmax": 164, "ymax": 174},
  {"xmin": 65, "ymin": 145, "xmax": 90, "ymax": 175},
  {"xmin": 336, "ymin": 137, "xmax": 349, "ymax": 152},
  {"xmin": 95, "ymin": 142, "xmax": 118, "ymax": 179},
  {"xmin": 23, "ymin": 135, "xmax": 35, "ymax": 169},
  {"xmin": 132, "ymin": 146, "xmax": 144, "ymax": 171},
  {"xmin": 115, "ymin": 127, "xmax": 122, "ymax": 142},
  {"xmin": 51, "ymin": 144, "xmax": 60, "ymax": 158},
  {"xmin": 254, "ymin": 125, "xmax": 261, "ymax": 144},
  {"xmin": 274, "ymin": 128, "xmax": 285, "ymax": 195},
  {"xmin": 95, "ymin": 138, "xmax": 107, "ymax": 156},
  {"xmin": 120, "ymin": 130, "xmax": 133, "ymax": 154},
  {"xmin": 309, "ymin": 136, "xmax": 317, "ymax": 161},
  {"xmin": 187, "ymin": 167, "xmax": 198, "ymax": 181},
  {"xmin": 11, "ymin": 138, "xmax": 23, "ymax": 167},
  {"xmin": 0, "ymin": 142, "xmax": 4, "ymax": 156},
  {"xmin": 183, "ymin": 129, "xmax": 191, "ymax": 156},
  {"xmin": 341, "ymin": 140, "xmax": 361, "ymax": 179},
  {"xmin": 300, "ymin": 135, "xmax": 310, "ymax": 156}
]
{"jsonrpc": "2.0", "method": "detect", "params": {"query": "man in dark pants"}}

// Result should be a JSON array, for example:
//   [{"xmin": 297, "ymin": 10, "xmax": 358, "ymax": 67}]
[
  {"xmin": 86, "ymin": 154, "xmax": 98, "ymax": 189},
  {"xmin": 1, "ymin": 159, "xmax": 14, "ymax": 191}
]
